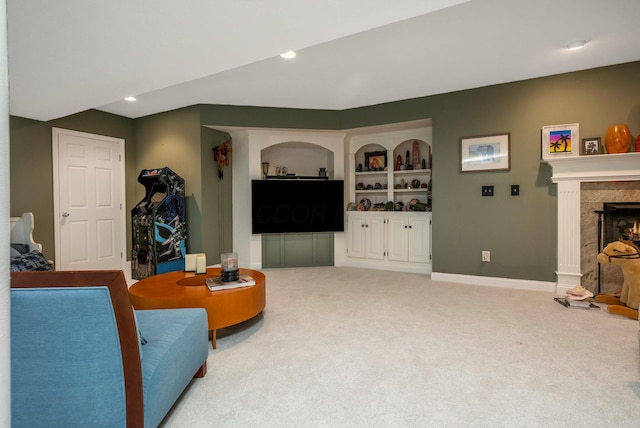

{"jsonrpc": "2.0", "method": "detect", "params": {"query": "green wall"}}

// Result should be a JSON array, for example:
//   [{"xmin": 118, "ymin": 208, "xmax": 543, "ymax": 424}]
[
  {"xmin": 339, "ymin": 61, "xmax": 640, "ymax": 281},
  {"xmin": 9, "ymin": 110, "xmax": 136, "ymax": 261},
  {"xmin": 10, "ymin": 61, "xmax": 640, "ymax": 283}
]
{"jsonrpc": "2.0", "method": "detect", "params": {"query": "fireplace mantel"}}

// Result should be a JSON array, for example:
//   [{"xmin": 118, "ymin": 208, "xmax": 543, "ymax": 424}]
[
  {"xmin": 545, "ymin": 152, "xmax": 640, "ymax": 183},
  {"xmin": 544, "ymin": 152, "xmax": 640, "ymax": 294}
]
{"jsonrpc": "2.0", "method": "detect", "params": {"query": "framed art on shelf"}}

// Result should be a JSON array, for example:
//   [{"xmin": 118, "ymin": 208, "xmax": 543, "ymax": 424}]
[
  {"xmin": 541, "ymin": 123, "xmax": 579, "ymax": 160},
  {"xmin": 581, "ymin": 137, "xmax": 602, "ymax": 155},
  {"xmin": 459, "ymin": 133, "xmax": 510, "ymax": 172},
  {"xmin": 364, "ymin": 151, "xmax": 387, "ymax": 171}
]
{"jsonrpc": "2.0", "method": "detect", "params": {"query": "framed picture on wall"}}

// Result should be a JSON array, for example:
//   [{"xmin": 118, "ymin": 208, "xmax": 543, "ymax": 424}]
[
  {"xmin": 581, "ymin": 137, "xmax": 602, "ymax": 155},
  {"xmin": 459, "ymin": 133, "xmax": 510, "ymax": 172},
  {"xmin": 541, "ymin": 123, "xmax": 579, "ymax": 160}
]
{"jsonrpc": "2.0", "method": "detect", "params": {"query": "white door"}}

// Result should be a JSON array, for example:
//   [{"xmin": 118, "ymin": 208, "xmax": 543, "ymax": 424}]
[{"xmin": 52, "ymin": 128, "xmax": 126, "ymax": 271}]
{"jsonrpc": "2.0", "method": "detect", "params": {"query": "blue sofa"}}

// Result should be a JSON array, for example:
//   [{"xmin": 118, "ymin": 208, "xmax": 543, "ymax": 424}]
[{"xmin": 11, "ymin": 270, "xmax": 209, "ymax": 428}]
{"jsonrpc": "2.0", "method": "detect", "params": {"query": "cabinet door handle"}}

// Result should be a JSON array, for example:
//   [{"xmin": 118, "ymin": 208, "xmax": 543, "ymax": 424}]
[{"xmin": 409, "ymin": 225, "xmax": 412, "ymax": 229}]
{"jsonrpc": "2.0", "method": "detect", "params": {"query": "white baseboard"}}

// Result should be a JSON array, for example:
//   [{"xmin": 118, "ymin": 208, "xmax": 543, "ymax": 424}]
[{"xmin": 430, "ymin": 272, "xmax": 557, "ymax": 293}]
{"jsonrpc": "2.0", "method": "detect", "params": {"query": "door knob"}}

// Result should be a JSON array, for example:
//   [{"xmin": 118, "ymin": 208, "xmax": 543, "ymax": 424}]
[{"xmin": 62, "ymin": 212, "xmax": 70, "ymax": 218}]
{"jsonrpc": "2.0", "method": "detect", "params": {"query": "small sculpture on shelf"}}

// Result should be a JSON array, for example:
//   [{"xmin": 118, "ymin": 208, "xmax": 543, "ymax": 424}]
[{"xmin": 395, "ymin": 155, "xmax": 403, "ymax": 171}]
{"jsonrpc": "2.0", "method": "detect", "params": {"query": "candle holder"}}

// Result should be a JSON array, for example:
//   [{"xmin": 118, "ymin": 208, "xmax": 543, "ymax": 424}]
[
  {"xmin": 261, "ymin": 162, "xmax": 269, "ymax": 180},
  {"xmin": 220, "ymin": 252, "xmax": 239, "ymax": 282}
]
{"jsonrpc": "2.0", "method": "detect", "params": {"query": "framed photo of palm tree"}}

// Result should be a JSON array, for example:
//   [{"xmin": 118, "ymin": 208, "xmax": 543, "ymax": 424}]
[{"xmin": 541, "ymin": 123, "xmax": 579, "ymax": 160}]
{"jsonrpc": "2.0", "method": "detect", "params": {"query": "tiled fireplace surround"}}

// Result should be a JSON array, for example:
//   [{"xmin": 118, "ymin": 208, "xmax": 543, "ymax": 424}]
[{"xmin": 546, "ymin": 152, "xmax": 640, "ymax": 295}]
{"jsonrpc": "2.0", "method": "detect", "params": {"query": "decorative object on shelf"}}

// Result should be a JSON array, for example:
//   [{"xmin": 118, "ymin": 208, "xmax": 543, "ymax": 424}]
[
  {"xmin": 394, "ymin": 201, "xmax": 404, "ymax": 211},
  {"xmin": 212, "ymin": 138, "xmax": 232, "ymax": 179},
  {"xmin": 412, "ymin": 140, "xmax": 420, "ymax": 168},
  {"xmin": 420, "ymin": 182, "xmax": 428, "ymax": 188},
  {"xmin": 318, "ymin": 167, "xmax": 327, "ymax": 177},
  {"xmin": 421, "ymin": 158, "xmax": 426, "ymax": 169},
  {"xmin": 410, "ymin": 179, "xmax": 420, "ymax": 188},
  {"xmin": 385, "ymin": 202, "xmax": 394, "ymax": 211},
  {"xmin": 405, "ymin": 150, "xmax": 410, "ymax": 169},
  {"xmin": 372, "ymin": 203, "xmax": 386, "ymax": 211},
  {"xmin": 366, "ymin": 184, "xmax": 374, "ymax": 190},
  {"xmin": 357, "ymin": 163, "xmax": 363, "ymax": 172},
  {"xmin": 382, "ymin": 183, "xmax": 388, "ymax": 189},
  {"xmin": 261, "ymin": 162, "xmax": 269, "ymax": 179},
  {"xmin": 395, "ymin": 155, "xmax": 402, "ymax": 171},
  {"xmin": 461, "ymin": 132, "xmax": 511, "ymax": 171},
  {"xmin": 365, "ymin": 151, "xmax": 387, "ymax": 171},
  {"xmin": 400, "ymin": 178, "xmax": 405, "ymax": 188},
  {"xmin": 359, "ymin": 198, "xmax": 372, "ymax": 211},
  {"xmin": 581, "ymin": 137, "xmax": 602, "ymax": 155},
  {"xmin": 604, "ymin": 124, "xmax": 632, "ymax": 154},
  {"xmin": 374, "ymin": 182, "xmax": 382, "ymax": 189},
  {"xmin": 356, "ymin": 182, "xmax": 365, "ymax": 190},
  {"xmin": 541, "ymin": 124, "xmax": 578, "ymax": 160},
  {"xmin": 394, "ymin": 184, "xmax": 401, "ymax": 189}
]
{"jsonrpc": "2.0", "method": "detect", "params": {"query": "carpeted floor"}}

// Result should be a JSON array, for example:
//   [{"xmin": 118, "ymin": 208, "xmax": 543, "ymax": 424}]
[{"xmin": 159, "ymin": 266, "xmax": 640, "ymax": 427}]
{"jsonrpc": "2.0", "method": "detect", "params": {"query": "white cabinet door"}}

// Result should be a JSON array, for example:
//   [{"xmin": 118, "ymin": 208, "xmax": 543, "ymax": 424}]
[
  {"xmin": 408, "ymin": 214, "xmax": 430, "ymax": 263},
  {"xmin": 347, "ymin": 213, "xmax": 366, "ymax": 258},
  {"xmin": 387, "ymin": 215, "xmax": 409, "ymax": 261},
  {"xmin": 365, "ymin": 214, "xmax": 385, "ymax": 260},
  {"xmin": 347, "ymin": 212, "xmax": 384, "ymax": 260}
]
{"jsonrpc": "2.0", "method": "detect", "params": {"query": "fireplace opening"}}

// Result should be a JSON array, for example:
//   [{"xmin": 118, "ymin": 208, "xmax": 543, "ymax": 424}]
[
  {"xmin": 603, "ymin": 202, "xmax": 640, "ymax": 246},
  {"xmin": 593, "ymin": 202, "xmax": 640, "ymax": 294}
]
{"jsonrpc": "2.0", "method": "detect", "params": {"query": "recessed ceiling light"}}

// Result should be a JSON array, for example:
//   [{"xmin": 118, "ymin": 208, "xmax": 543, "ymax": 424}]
[
  {"xmin": 566, "ymin": 40, "xmax": 587, "ymax": 50},
  {"xmin": 280, "ymin": 50, "xmax": 296, "ymax": 59},
  {"xmin": 124, "ymin": 96, "xmax": 137, "ymax": 102}
]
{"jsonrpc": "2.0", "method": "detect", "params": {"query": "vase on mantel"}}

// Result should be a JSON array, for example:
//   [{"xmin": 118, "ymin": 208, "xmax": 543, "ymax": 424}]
[{"xmin": 604, "ymin": 124, "xmax": 632, "ymax": 154}]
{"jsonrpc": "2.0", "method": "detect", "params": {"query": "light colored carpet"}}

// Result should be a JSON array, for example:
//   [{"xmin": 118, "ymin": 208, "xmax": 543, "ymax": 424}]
[{"xmin": 160, "ymin": 267, "xmax": 640, "ymax": 427}]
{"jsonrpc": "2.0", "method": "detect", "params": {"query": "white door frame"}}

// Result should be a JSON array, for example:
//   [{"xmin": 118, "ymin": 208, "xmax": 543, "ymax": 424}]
[{"xmin": 52, "ymin": 127, "xmax": 126, "ymax": 270}]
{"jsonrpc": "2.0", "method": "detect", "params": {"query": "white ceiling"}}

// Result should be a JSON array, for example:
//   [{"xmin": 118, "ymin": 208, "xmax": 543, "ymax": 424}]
[{"xmin": 8, "ymin": 0, "xmax": 640, "ymax": 122}]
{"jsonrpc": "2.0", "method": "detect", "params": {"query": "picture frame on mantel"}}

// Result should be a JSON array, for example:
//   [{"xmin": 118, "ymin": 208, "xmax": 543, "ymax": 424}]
[
  {"xmin": 459, "ymin": 133, "xmax": 510, "ymax": 172},
  {"xmin": 541, "ymin": 123, "xmax": 579, "ymax": 160},
  {"xmin": 581, "ymin": 137, "xmax": 602, "ymax": 155}
]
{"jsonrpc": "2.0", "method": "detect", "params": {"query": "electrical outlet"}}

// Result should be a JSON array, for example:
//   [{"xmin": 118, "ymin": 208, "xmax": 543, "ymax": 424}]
[
  {"xmin": 482, "ymin": 186, "xmax": 494, "ymax": 196},
  {"xmin": 511, "ymin": 184, "xmax": 520, "ymax": 196},
  {"xmin": 482, "ymin": 251, "xmax": 491, "ymax": 262}
]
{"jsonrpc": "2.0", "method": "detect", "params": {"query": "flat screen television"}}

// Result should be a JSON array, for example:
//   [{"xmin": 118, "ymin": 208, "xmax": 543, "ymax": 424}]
[{"xmin": 251, "ymin": 179, "xmax": 344, "ymax": 234}]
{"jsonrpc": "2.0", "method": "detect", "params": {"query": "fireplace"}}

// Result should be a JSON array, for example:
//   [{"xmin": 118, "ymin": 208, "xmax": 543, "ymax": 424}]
[
  {"xmin": 602, "ymin": 203, "xmax": 640, "ymax": 245},
  {"xmin": 545, "ymin": 153, "xmax": 640, "ymax": 295}
]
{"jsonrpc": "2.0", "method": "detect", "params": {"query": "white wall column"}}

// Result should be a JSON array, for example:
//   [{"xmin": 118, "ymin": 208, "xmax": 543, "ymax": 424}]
[
  {"xmin": 555, "ymin": 180, "xmax": 581, "ymax": 294},
  {"xmin": 1, "ymin": 0, "xmax": 11, "ymax": 424}
]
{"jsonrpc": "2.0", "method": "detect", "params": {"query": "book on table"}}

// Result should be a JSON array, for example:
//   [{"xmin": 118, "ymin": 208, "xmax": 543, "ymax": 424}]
[{"xmin": 206, "ymin": 275, "xmax": 255, "ymax": 291}]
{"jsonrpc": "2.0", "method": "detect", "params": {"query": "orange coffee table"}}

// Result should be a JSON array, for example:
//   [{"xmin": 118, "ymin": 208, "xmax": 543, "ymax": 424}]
[{"xmin": 128, "ymin": 267, "xmax": 265, "ymax": 348}]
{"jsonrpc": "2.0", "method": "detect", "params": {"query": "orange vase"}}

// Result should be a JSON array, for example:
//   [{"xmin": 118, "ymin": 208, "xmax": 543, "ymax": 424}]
[{"xmin": 604, "ymin": 124, "xmax": 632, "ymax": 154}]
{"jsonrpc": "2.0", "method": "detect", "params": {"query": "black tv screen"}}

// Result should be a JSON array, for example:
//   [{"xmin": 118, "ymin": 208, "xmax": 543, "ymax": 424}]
[{"xmin": 251, "ymin": 179, "xmax": 344, "ymax": 234}]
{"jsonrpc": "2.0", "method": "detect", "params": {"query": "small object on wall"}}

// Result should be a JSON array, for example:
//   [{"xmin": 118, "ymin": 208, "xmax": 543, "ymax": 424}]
[
  {"xmin": 604, "ymin": 124, "xmax": 632, "ymax": 154},
  {"xmin": 213, "ymin": 138, "xmax": 232, "ymax": 179}
]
